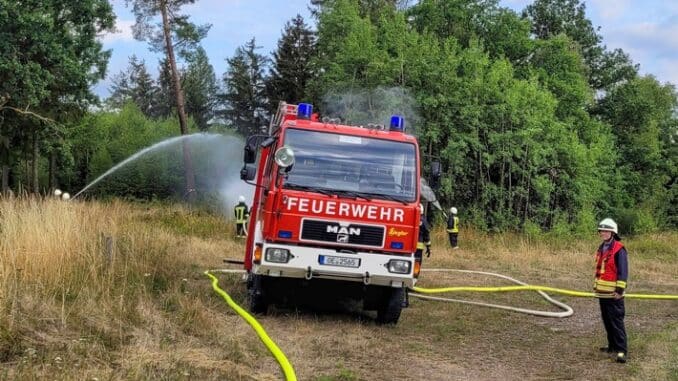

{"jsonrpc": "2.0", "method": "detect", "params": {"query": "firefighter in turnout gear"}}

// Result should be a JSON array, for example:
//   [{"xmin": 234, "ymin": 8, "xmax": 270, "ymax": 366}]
[
  {"xmin": 446, "ymin": 207, "xmax": 459, "ymax": 249},
  {"xmin": 594, "ymin": 218, "xmax": 629, "ymax": 363},
  {"xmin": 234, "ymin": 196, "xmax": 249, "ymax": 238},
  {"xmin": 416, "ymin": 204, "xmax": 432, "ymax": 261}
]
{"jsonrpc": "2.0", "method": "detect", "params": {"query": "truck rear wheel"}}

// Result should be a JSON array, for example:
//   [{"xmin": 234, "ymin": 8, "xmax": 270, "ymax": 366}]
[
  {"xmin": 248, "ymin": 274, "xmax": 269, "ymax": 314},
  {"xmin": 376, "ymin": 287, "xmax": 404, "ymax": 325}
]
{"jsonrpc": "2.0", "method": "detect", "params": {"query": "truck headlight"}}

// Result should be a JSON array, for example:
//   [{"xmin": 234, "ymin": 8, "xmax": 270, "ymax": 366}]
[
  {"xmin": 265, "ymin": 248, "xmax": 292, "ymax": 263},
  {"xmin": 386, "ymin": 259, "xmax": 411, "ymax": 274}
]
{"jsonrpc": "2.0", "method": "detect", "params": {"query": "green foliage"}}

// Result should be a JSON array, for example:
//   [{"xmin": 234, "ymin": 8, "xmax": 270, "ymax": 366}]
[
  {"xmin": 522, "ymin": 0, "xmax": 637, "ymax": 90},
  {"xmin": 64, "ymin": 103, "xmax": 186, "ymax": 197},
  {"xmin": 220, "ymin": 38, "xmax": 270, "ymax": 136},
  {"xmin": 308, "ymin": 0, "xmax": 677, "ymax": 234},
  {"xmin": 596, "ymin": 76, "xmax": 678, "ymax": 229},
  {"xmin": 0, "ymin": 0, "xmax": 115, "ymax": 193},
  {"xmin": 108, "ymin": 55, "xmax": 157, "ymax": 117},
  {"xmin": 267, "ymin": 15, "xmax": 317, "ymax": 107},
  {"xmin": 182, "ymin": 47, "xmax": 219, "ymax": 130},
  {"xmin": 4, "ymin": 0, "xmax": 675, "ymax": 236}
]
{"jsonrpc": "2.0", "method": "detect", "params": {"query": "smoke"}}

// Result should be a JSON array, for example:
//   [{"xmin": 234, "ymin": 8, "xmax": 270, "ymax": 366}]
[
  {"xmin": 210, "ymin": 135, "xmax": 255, "ymax": 214},
  {"xmin": 320, "ymin": 86, "xmax": 422, "ymax": 135},
  {"xmin": 186, "ymin": 133, "xmax": 254, "ymax": 216}
]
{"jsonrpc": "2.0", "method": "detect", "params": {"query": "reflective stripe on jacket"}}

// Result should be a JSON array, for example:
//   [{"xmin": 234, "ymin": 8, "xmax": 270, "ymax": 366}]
[
  {"xmin": 594, "ymin": 240, "xmax": 626, "ymax": 294},
  {"xmin": 446, "ymin": 216, "xmax": 459, "ymax": 233},
  {"xmin": 234, "ymin": 203, "xmax": 249, "ymax": 224}
]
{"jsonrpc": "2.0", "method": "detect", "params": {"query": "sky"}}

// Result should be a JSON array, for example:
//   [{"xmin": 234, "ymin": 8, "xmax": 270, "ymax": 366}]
[{"xmin": 95, "ymin": 0, "xmax": 678, "ymax": 98}]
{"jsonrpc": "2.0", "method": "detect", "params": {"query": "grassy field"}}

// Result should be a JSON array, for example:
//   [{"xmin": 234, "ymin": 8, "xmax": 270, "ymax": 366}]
[{"xmin": 1, "ymin": 197, "xmax": 676, "ymax": 380}]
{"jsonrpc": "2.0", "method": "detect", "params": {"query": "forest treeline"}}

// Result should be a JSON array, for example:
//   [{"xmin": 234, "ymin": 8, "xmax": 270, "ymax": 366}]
[{"xmin": 0, "ymin": 0, "xmax": 676, "ymax": 234}]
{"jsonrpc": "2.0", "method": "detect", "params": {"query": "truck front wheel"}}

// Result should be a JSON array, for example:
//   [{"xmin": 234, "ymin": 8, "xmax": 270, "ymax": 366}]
[
  {"xmin": 248, "ymin": 274, "xmax": 269, "ymax": 314},
  {"xmin": 376, "ymin": 287, "xmax": 404, "ymax": 325}
]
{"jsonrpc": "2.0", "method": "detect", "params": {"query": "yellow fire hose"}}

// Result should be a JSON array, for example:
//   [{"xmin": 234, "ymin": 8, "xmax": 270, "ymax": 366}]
[
  {"xmin": 414, "ymin": 284, "xmax": 678, "ymax": 299},
  {"xmin": 205, "ymin": 267, "xmax": 676, "ymax": 379},
  {"xmin": 204, "ymin": 270, "xmax": 297, "ymax": 381},
  {"xmin": 415, "ymin": 268, "xmax": 678, "ymax": 300}
]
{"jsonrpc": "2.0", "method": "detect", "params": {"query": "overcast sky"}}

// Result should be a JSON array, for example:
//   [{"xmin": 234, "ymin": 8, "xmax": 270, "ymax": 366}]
[{"xmin": 94, "ymin": 0, "xmax": 678, "ymax": 98}]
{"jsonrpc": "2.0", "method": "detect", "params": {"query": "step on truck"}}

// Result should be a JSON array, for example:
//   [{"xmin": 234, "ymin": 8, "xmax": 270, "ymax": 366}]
[{"xmin": 240, "ymin": 102, "xmax": 423, "ymax": 324}]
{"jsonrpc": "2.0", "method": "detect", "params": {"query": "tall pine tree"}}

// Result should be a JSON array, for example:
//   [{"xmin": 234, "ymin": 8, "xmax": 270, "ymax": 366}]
[
  {"xmin": 108, "ymin": 55, "xmax": 157, "ymax": 117},
  {"xmin": 183, "ymin": 47, "xmax": 219, "ymax": 130},
  {"xmin": 221, "ymin": 38, "xmax": 269, "ymax": 136},
  {"xmin": 128, "ymin": 0, "xmax": 211, "ymax": 201},
  {"xmin": 266, "ymin": 15, "xmax": 316, "ymax": 107}
]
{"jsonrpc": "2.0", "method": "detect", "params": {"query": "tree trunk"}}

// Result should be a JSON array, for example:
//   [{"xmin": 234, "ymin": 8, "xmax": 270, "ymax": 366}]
[
  {"xmin": 160, "ymin": 0, "xmax": 196, "ymax": 202},
  {"xmin": 49, "ymin": 149, "xmax": 56, "ymax": 191},
  {"xmin": 1, "ymin": 165, "xmax": 8, "ymax": 194},
  {"xmin": 32, "ymin": 129, "xmax": 39, "ymax": 194}
]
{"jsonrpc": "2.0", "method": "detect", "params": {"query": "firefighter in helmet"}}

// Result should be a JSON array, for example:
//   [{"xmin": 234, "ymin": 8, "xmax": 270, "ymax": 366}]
[
  {"xmin": 595, "ymin": 218, "xmax": 629, "ymax": 363},
  {"xmin": 446, "ymin": 207, "xmax": 459, "ymax": 249},
  {"xmin": 234, "ymin": 195, "xmax": 249, "ymax": 238},
  {"xmin": 416, "ymin": 204, "xmax": 432, "ymax": 260}
]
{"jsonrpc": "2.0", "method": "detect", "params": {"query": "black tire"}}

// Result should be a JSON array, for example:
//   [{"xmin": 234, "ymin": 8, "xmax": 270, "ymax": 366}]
[
  {"xmin": 248, "ymin": 274, "xmax": 269, "ymax": 314},
  {"xmin": 376, "ymin": 287, "xmax": 404, "ymax": 325}
]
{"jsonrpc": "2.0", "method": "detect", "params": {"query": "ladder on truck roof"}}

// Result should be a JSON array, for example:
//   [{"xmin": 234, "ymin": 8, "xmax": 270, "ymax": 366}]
[{"xmin": 269, "ymin": 101, "xmax": 298, "ymax": 134}]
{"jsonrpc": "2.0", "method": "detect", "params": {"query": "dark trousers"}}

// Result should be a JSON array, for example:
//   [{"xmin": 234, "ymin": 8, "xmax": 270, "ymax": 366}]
[
  {"xmin": 448, "ymin": 233, "xmax": 458, "ymax": 248},
  {"xmin": 236, "ymin": 223, "xmax": 246, "ymax": 237},
  {"xmin": 599, "ymin": 298, "xmax": 627, "ymax": 354},
  {"xmin": 415, "ymin": 249, "xmax": 423, "ymax": 265}
]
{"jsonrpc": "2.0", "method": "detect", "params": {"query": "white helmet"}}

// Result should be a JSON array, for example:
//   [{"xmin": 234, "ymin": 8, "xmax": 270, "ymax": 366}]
[
  {"xmin": 450, "ymin": 207, "xmax": 457, "ymax": 214},
  {"xmin": 238, "ymin": 195, "xmax": 245, "ymax": 203},
  {"xmin": 54, "ymin": 189, "xmax": 62, "ymax": 197},
  {"xmin": 419, "ymin": 203, "xmax": 424, "ymax": 215},
  {"xmin": 597, "ymin": 218, "xmax": 618, "ymax": 234}
]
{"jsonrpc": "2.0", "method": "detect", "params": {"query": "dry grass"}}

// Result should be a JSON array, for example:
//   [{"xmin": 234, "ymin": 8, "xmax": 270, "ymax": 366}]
[{"xmin": 1, "ymin": 196, "xmax": 676, "ymax": 380}]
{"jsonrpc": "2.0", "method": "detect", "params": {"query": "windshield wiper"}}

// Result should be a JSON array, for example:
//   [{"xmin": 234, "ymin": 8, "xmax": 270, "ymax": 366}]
[
  {"xmin": 284, "ymin": 183, "xmax": 334, "ymax": 197},
  {"xmin": 354, "ymin": 191, "xmax": 410, "ymax": 205},
  {"xmin": 330, "ymin": 189, "xmax": 371, "ymax": 201}
]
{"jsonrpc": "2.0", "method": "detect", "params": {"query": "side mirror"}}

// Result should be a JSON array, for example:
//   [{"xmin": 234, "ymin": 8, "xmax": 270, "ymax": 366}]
[
  {"xmin": 240, "ymin": 164, "xmax": 256, "ymax": 181},
  {"xmin": 243, "ymin": 144, "xmax": 256, "ymax": 164},
  {"xmin": 243, "ymin": 134, "xmax": 273, "ymax": 164}
]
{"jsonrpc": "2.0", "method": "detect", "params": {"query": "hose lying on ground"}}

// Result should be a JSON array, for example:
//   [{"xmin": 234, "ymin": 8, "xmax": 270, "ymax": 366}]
[
  {"xmin": 411, "ymin": 268, "xmax": 575, "ymax": 317},
  {"xmin": 204, "ymin": 270, "xmax": 297, "ymax": 381},
  {"xmin": 415, "ymin": 268, "xmax": 678, "ymax": 300}
]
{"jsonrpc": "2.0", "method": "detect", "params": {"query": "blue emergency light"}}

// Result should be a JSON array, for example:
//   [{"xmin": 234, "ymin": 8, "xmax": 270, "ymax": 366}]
[
  {"xmin": 297, "ymin": 103, "xmax": 313, "ymax": 119},
  {"xmin": 389, "ymin": 115, "xmax": 405, "ymax": 132}
]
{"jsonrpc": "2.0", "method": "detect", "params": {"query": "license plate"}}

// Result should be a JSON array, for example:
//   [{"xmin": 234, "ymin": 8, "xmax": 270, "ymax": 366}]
[{"xmin": 318, "ymin": 255, "xmax": 360, "ymax": 268}]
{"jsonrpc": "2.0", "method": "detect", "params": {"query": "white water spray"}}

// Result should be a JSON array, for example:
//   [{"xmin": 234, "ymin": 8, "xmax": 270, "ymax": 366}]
[{"xmin": 73, "ymin": 133, "xmax": 221, "ymax": 199}]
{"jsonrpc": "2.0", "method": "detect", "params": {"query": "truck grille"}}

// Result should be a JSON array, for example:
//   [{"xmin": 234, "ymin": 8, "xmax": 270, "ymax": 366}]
[{"xmin": 300, "ymin": 219, "xmax": 385, "ymax": 248}]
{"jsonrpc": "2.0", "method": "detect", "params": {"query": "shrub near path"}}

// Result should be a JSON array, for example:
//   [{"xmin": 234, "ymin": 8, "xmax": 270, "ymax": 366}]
[{"xmin": 0, "ymin": 198, "xmax": 676, "ymax": 380}]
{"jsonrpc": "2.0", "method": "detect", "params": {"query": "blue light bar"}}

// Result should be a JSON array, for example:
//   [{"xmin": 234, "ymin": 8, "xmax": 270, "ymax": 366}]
[
  {"xmin": 278, "ymin": 230, "xmax": 292, "ymax": 239},
  {"xmin": 390, "ymin": 241, "xmax": 404, "ymax": 249},
  {"xmin": 297, "ymin": 103, "xmax": 313, "ymax": 119},
  {"xmin": 389, "ymin": 115, "xmax": 405, "ymax": 132}
]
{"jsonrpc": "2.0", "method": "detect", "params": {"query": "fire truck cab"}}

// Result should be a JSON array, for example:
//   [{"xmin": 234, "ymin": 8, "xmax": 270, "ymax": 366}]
[{"xmin": 240, "ymin": 102, "xmax": 422, "ymax": 324}]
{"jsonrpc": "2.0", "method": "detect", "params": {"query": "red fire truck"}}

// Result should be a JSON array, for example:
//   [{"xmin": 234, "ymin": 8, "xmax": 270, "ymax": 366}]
[{"xmin": 240, "ymin": 102, "xmax": 423, "ymax": 324}]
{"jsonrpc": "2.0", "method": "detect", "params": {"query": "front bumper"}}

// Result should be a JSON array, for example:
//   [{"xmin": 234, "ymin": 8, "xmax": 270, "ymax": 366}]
[{"xmin": 252, "ymin": 242, "xmax": 416, "ymax": 288}]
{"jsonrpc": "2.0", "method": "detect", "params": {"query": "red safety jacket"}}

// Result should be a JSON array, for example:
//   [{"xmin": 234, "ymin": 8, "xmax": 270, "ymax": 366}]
[{"xmin": 594, "ymin": 240, "xmax": 626, "ymax": 294}]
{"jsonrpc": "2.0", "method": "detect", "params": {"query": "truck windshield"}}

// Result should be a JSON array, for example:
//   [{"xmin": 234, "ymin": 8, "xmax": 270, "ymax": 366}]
[{"xmin": 282, "ymin": 128, "xmax": 417, "ymax": 202}]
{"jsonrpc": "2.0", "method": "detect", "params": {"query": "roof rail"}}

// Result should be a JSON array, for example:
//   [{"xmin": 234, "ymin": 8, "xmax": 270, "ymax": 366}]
[{"xmin": 269, "ymin": 101, "xmax": 298, "ymax": 134}]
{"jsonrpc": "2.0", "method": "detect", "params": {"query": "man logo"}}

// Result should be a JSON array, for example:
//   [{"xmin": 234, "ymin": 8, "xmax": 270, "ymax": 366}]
[
  {"xmin": 337, "ymin": 234, "xmax": 349, "ymax": 243},
  {"xmin": 326, "ymin": 225, "xmax": 361, "ymax": 236}
]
